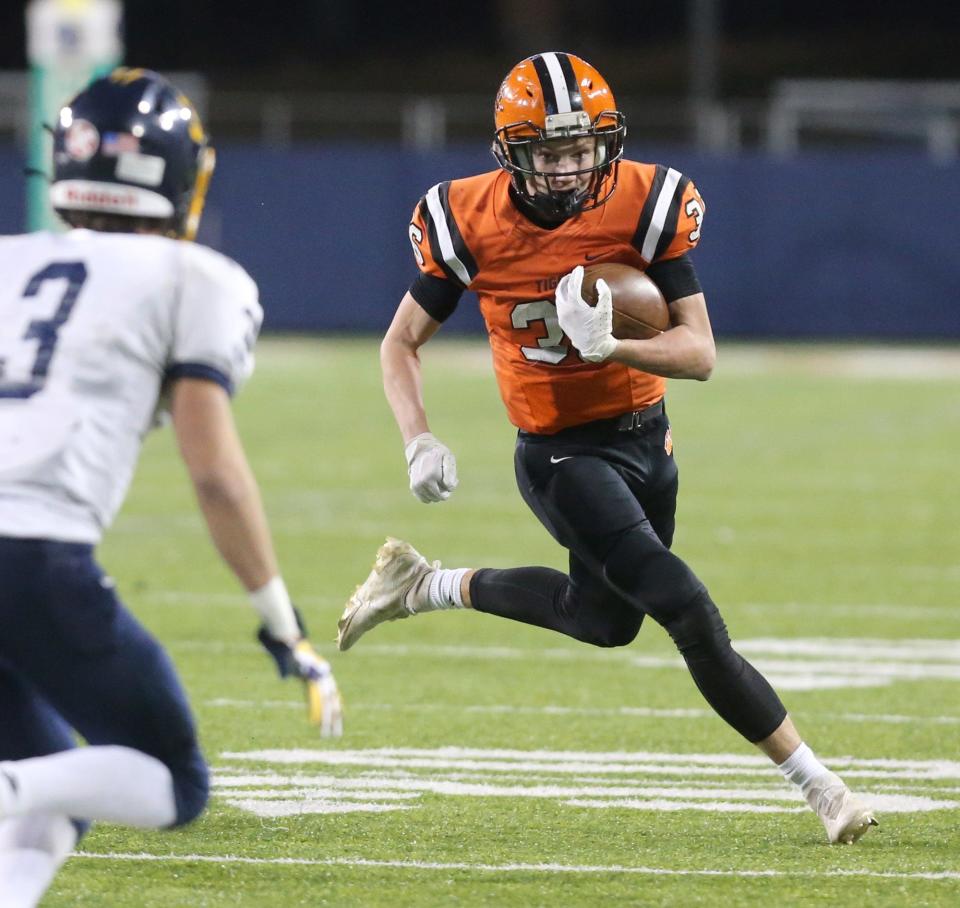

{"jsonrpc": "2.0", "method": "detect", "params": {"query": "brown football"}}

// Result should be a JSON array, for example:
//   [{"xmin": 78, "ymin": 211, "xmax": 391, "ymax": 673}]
[{"xmin": 581, "ymin": 263, "xmax": 670, "ymax": 340}]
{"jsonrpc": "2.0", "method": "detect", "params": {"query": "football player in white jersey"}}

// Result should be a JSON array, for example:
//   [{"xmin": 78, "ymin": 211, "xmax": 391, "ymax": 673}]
[{"xmin": 0, "ymin": 69, "xmax": 343, "ymax": 908}]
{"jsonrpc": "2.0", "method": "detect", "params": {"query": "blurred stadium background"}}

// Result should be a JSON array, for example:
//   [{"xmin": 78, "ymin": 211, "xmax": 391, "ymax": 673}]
[{"xmin": 2, "ymin": 0, "xmax": 959, "ymax": 339}]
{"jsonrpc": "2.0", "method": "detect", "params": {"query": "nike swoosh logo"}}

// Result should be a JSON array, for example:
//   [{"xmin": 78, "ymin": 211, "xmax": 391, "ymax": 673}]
[{"xmin": 550, "ymin": 455, "xmax": 573, "ymax": 464}]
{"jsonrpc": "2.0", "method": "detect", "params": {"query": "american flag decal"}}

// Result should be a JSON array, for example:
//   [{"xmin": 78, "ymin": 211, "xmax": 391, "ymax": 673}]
[{"xmin": 101, "ymin": 132, "xmax": 141, "ymax": 156}]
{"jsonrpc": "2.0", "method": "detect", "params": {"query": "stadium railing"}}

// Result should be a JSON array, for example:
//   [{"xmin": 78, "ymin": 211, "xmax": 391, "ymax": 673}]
[{"xmin": 1, "ymin": 72, "xmax": 957, "ymax": 160}]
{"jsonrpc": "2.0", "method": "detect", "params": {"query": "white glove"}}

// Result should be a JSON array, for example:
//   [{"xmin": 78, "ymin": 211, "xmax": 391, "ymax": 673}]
[
  {"xmin": 555, "ymin": 265, "xmax": 619, "ymax": 363},
  {"xmin": 405, "ymin": 432, "xmax": 458, "ymax": 502}
]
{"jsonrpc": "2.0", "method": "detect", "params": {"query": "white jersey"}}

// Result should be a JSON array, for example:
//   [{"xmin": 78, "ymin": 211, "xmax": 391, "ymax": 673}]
[{"xmin": 0, "ymin": 229, "xmax": 262, "ymax": 544}]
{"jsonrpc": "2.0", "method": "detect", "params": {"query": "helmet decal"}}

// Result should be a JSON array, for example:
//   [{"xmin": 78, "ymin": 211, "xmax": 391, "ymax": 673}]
[
  {"xmin": 64, "ymin": 119, "xmax": 100, "ymax": 162},
  {"xmin": 109, "ymin": 67, "xmax": 148, "ymax": 85}
]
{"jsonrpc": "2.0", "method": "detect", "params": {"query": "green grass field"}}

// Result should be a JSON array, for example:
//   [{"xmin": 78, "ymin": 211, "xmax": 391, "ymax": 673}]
[{"xmin": 47, "ymin": 337, "xmax": 959, "ymax": 907}]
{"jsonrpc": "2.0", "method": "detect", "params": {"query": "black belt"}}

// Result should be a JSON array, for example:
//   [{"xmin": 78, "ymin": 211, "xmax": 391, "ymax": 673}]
[
  {"xmin": 613, "ymin": 400, "xmax": 664, "ymax": 431},
  {"xmin": 520, "ymin": 399, "xmax": 665, "ymax": 441}
]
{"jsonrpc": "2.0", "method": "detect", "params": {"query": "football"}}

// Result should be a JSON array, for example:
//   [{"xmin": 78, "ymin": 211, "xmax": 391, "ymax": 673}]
[{"xmin": 581, "ymin": 263, "xmax": 670, "ymax": 340}]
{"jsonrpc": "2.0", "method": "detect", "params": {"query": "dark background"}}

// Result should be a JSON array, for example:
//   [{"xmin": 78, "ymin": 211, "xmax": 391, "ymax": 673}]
[
  {"xmin": 2, "ymin": 2, "xmax": 959, "ymax": 339},
  {"xmin": 3, "ymin": 1, "xmax": 959, "ymax": 96}
]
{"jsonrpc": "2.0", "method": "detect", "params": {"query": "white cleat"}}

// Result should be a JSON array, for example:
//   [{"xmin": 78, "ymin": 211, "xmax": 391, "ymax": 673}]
[
  {"xmin": 806, "ymin": 773, "xmax": 878, "ymax": 845},
  {"xmin": 337, "ymin": 538, "xmax": 438, "ymax": 651}
]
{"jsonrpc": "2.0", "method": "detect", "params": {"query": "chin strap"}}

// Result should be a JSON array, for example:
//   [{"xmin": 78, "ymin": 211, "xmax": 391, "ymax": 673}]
[
  {"xmin": 531, "ymin": 189, "xmax": 585, "ymax": 221},
  {"xmin": 509, "ymin": 184, "xmax": 580, "ymax": 227}
]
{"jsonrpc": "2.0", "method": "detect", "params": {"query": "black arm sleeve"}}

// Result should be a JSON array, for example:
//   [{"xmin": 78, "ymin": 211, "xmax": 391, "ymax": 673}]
[
  {"xmin": 408, "ymin": 272, "xmax": 464, "ymax": 323},
  {"xmin": 645, "ymin": 253, "xmax": 703, "ymax": 304}
]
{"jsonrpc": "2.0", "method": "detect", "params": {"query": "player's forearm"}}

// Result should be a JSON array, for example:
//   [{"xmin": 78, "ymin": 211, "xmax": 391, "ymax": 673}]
[
  {"xmin": 191, "ymin": 461, "xmax": 279, "ymax": 592},
  {"xmin": 380, "ymin": 335, "xmax": 431, "ymax": 443},
  {"xmin": 171, "ymin": 378, "xmax": 279, "ymax": 591},
  {"xmin": 609, "ymin": 324, "xmax": 716, "ymax": 380}
]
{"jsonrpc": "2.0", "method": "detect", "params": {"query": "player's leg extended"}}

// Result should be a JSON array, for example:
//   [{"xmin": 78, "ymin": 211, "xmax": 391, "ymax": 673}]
[
  {"xmin": 0, "ymin": 540, "xmax": 208, "ymax": 830},
  {"xmin": 526, "ymin": 429, "xmax": 874, "ymax": 842},
  {"xmin": 470, "ymin": 552, "xmax": 642, "ymax": 647},
  {"xmin": 336, "ymin": 415, "xmax": 673, "ymax": 651},
  {"xmin": 0, "ymin": 663, "xmax": 83, "ymax": 908},
  {"xmin": 467, "ymin": 414, "xmax": 689, "ymax": 644},
  {"xmin": 499, "ymin": 428, "xmax": 788, "ymax": 744},
  {"xmin": 468, "ymin": 439, "xmax": 645, "ymax": 645}
]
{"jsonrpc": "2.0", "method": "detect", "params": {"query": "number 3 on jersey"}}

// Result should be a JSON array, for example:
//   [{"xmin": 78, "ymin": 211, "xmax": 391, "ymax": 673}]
[
  {"xmin": 0, "ymin": 262, "xmax": 88, "ymax": 399},
  {"xmin": 511, "ymin": 299, "xmax": 568, "ymax": 365}
]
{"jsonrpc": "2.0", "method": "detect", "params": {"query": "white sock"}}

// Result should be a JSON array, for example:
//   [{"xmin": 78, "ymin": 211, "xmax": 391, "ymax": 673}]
[
  {"xmin": 0, "ymin": 849, "xmax": 59, "ymax": 908},
  {"xmin": 777, "ymin": 742, "xmax": 832, "ymax": 793},
  {"xmin": 1, "ymin": 746, "xmax": 177, "ymax": 828},
  {"xmin": 0, "ymin": 814, "xmax": 78, "ymax": 908},
  {"xmin": 419, "ymin": 568, "xmax": 469, "ymax": 613}
]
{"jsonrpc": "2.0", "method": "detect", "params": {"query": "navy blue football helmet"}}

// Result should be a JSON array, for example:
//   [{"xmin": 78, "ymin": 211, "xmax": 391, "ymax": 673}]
[{"xmin": 50, "ymin": 68, "xmax": 214, "ymax": 239}]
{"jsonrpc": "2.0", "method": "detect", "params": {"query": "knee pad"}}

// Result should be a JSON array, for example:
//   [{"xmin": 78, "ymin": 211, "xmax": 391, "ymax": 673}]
[
  {"xmin": 662, "ymin": 591, "xmax": 734, "ymax": 665},
  {"xmin": 661, "ymin": 589, "xmax": 787, "ymax": 742},
  {"xmin": 169, "ymin": 751, "xmax": 210, "ymax": 828},
  {"xmin": 602, "ymin": 527, "xmax": 706, "ymax": 621}
]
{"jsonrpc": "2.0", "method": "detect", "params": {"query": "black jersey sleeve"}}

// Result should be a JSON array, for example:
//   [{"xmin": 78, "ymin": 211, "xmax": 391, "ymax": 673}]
[
  {"xmin": 408, "ymin": 271, "xmax": 464, "ymax": 322},
  {"xmin": 645, "ymin": 253, "xmax": 703, "ymax": 303}
]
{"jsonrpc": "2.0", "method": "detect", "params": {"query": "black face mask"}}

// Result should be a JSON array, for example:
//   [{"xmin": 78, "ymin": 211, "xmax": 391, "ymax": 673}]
[{"xmin": 510, "ymin": 185, "xmax": 585, "ymax": 229}]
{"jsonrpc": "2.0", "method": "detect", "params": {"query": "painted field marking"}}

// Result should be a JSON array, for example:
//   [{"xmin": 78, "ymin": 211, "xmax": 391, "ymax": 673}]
[
  {"xmin": 221, "ymin": 746, "xmax": 960, "ymax": 774},
  {"xmin": 140, "ymin": 590, "xmax": 344, "ymax": 609},
  {"xmin": 71, "ymin": 851, "xmax": 960, "ymax": 881},
  {"xmin": 184, "ymin": 634, "xmax": 960, "ymax": 677},
  {"xmin": 438, "ymin": 635, "xmax": 960, "ymax": 692},
  {"xmin": 205, "ymin": 698, "xmax": 960, "ymax": 726},
  {"xmin": 150, "ymin": 598, "xmax": 960, "ymax": 634},
  {"xmin": 149, "ymin": 589, "xmax": 960, "ymax": 620},
  {"xmin": 213, "ymin": 747, "xmax": 960, "ymax": 819},
  {"xmin": 174, "ymin": 635, "xmax": 960, "ymax": 690}
]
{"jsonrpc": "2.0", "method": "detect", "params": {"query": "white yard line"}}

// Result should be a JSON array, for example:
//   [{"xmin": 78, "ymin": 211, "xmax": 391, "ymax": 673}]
[
  {"xmin": 152, "ymin": 593, "xmax": 957, "ymax": 617},
  {"xmin": 219, "ymin": 747, "xmax": 960, "ymax": 781},
  {"xmin": 212, "ymin": 780, "xmax": 952, "ymax": 815},
  {"xmin": 173, "ymin": 633, "xmax": 960, "ymax": 690},
  {"xmin": 71, "ymin": 851, "xmax": 960, "ymax": 880},
  {"xmin": 204, "ymin": 698, "xmax": 960, "ymax": 726},
  {"xmin": 137, "ymin": 590, "xmax": 344, "ymax": 608}
]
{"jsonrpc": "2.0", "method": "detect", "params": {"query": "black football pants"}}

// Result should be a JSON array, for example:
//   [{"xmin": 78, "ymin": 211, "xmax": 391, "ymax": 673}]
[{"xmin": 470, "ymin": 403, "xmax": 787, "ymax": 743}]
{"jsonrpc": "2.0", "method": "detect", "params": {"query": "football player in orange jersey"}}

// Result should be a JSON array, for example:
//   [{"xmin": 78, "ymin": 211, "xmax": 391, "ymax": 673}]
[{"xmin": 338, "ymin": 52, "xmax": 876, "ymax": 844}]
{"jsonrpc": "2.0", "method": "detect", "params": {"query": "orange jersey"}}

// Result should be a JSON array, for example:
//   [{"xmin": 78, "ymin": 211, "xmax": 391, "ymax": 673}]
[{"xmin": 408, "ymin": 161, "xmax": 705, "ymax": 434}]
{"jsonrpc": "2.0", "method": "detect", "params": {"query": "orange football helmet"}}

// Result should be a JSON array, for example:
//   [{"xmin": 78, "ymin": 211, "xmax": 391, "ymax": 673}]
[{"xmin": 492, "ymin": 52, "xmax": 626, "ymax": 222}]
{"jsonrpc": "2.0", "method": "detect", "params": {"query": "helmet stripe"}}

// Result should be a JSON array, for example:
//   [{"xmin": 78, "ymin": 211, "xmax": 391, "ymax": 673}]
[
  {"xmin": 539, "ymin": 53, "xmax": 574, "ymax": 114},
  {"xmin": 555, "ymin": 53, "xmax": 583, "ymax": 111},
  {"xmin": 531, "ymin": 55, "xmax": 560, "ymax": 115}
]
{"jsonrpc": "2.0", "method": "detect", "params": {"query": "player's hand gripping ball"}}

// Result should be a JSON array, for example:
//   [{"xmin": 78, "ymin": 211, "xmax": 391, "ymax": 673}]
[{"xmin": 581, "ymin": 263, "xmax": 670, "ymax": 340}]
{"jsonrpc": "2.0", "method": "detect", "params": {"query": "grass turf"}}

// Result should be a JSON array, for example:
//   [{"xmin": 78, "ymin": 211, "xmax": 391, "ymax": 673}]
[{"xmin": 43, "ymin": 337, "xmax": 960, "ymax": 906}]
